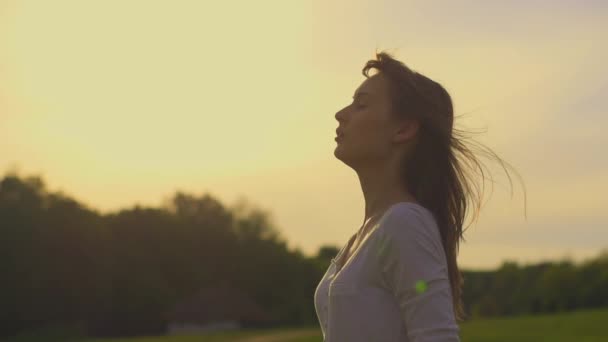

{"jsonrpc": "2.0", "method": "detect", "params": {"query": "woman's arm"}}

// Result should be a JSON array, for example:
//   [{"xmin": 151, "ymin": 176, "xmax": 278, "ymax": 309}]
[{"xmin": 375, "ymin": 205, "xmax": 460, "ymax": 342}]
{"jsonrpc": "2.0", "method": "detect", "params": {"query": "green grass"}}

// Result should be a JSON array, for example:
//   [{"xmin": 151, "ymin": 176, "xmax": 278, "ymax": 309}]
[
  {"xmin": 459, "ymin": 306, "xmax": 607, "ymax": 342},
  {"xmin": 8, "ymin": 307, "xmax": 608, "ymax": 342}
]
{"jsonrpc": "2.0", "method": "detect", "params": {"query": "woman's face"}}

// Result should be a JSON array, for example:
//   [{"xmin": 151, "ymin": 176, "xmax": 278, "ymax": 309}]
[{"xmin": 334, "ymin": 72, "xmax": 417, "ymax": 169}]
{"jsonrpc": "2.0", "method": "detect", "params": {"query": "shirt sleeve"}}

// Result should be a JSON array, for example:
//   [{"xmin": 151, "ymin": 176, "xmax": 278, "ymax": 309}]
[{"xmin": 374, "ymin": 205, "xmax": 460, "ymax": 342}]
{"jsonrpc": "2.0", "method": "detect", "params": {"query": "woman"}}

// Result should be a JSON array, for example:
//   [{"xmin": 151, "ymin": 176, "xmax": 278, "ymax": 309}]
[{"xmin": 314, "ymin": 51, "xmax": 526, "ymax": 341}]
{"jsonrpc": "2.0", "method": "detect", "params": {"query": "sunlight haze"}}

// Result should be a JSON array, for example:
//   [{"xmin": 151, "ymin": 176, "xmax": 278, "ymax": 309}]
[{"xmin": 1, "ymin": 0, "xmax": 606, "ymax": 270}]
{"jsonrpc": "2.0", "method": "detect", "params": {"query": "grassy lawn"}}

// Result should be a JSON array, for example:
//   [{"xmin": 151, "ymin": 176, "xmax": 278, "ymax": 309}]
[
  {"xmin": 459, "ymin": 306, "xmax": 607, "ymax": 342},
  {"xmin": 7, "ymin": 307, "xmax": 608, "ymax": 341}
]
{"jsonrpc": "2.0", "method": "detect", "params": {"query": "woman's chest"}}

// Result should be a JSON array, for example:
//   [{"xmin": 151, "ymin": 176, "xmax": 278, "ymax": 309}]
[{"xmin": 331, "ymin": 236, "xmax": 387, "ymax": 289}]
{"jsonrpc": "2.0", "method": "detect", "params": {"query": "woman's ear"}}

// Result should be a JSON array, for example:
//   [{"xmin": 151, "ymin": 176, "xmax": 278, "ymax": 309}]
[{"xmin": 393, "ymin": 118, "xmax": 420, "ymax": 144}]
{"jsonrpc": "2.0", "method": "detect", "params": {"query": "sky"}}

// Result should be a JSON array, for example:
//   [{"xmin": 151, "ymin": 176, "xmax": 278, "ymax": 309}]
[{"xmin": 1, "ymin": 0, "xmax": 606, "ymax": 270}]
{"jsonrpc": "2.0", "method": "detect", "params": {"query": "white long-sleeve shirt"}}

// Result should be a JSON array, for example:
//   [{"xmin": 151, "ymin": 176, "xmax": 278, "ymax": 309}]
[{"xmin": 314, "ymin": 202, "xmax": 461, "ymax": 341}]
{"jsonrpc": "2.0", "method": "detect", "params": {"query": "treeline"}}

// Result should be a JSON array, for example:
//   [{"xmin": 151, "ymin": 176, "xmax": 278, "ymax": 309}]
[
  {"xmin": 0, "ymin": 172, "xmax": 328, "ymax": 338},
  {"xmin": 463, "ymin": 252, "xmax": 608, "ymax": 318},
  {"xmin": 1, "ymin": 172, "xmax": 607, "ymax": 339}
]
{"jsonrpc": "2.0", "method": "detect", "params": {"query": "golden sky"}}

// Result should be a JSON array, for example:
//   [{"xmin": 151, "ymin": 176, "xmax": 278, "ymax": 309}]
[{"xmin": 1, "ymin": 0, "xmax": 607, "ymax": 270}]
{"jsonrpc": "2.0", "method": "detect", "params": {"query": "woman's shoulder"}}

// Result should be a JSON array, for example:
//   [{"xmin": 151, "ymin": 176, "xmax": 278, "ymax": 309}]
[
  {"xmin": 378, "ymin": 202, "xmax": 439, "ymax": 237},
  {"xmin": 374, "ymin": 202, "xmax": 445, "ymax": 264},
  {"xmin": 385, "ymin": 201, "xmax": 434, "ymax": 222}
]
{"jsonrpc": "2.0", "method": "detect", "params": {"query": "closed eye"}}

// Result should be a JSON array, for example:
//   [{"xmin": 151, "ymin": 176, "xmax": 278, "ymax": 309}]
[{"xmin": 351, "ymin": 100, "xmax": 366, "ymax": 109}]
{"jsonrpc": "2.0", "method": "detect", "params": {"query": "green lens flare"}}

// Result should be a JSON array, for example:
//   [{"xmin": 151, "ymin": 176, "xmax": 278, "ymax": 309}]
[{"xmin": 415, "ymin": 280, "xmax": 427, "ymax": 294}]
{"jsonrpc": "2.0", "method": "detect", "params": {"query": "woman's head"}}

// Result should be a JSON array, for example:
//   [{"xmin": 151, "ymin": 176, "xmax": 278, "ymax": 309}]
[
  {"xmin": 335, "ymin": 50, "xmax": 527, "ymax": 323},
  {"xmin": 334, "ymin": 71, "xmax": 421, "ymax": 172}
]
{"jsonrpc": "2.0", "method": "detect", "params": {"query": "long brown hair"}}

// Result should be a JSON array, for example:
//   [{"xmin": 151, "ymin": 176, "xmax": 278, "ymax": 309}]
[{"xmin": 362, "ymin": 50, "xmax": 528, "ymax": 322}]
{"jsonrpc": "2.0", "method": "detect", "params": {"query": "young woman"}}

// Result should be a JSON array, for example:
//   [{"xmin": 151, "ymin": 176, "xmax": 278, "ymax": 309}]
[{"xmin": 314, "ymin": 51, "xmax": 526, "ymax": 341}]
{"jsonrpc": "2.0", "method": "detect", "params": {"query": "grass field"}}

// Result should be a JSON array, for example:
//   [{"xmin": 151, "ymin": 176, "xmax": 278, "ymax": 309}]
[{"xmin": 8, "ymin": 307, "xmax": 608, "ymax": 341}]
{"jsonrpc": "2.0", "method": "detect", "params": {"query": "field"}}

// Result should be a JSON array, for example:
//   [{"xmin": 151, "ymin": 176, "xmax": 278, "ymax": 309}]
[{"xmin": 8, "ymin": 307, "xmax": 608, "ymax": 342}]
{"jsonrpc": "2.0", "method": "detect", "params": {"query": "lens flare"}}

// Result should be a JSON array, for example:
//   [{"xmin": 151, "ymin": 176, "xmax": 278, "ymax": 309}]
[{"xmin": 415, "ymin": 280, "xmax": 428, "ymax": 294}]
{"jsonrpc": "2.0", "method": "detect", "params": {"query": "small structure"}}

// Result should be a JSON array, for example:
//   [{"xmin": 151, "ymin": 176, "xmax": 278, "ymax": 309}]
[{"xmin": 166, "ymin": 283, "xmax": 274, "ymax": 335}]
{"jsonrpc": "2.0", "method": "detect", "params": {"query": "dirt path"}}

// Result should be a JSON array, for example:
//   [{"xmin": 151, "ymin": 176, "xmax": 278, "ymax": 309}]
[{"xmin": 235, "ymin": 327, "xmax": 319, "ymax": 342}]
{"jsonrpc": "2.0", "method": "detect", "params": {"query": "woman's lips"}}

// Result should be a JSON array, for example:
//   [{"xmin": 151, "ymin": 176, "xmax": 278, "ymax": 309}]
[{"xmin": 335, "ymin": 128, "xmax": 345, "ymax": 142}]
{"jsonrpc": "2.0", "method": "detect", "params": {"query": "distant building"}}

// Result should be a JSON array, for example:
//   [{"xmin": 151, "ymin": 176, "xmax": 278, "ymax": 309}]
[{"xmin": 166, "ymin": 283, "xmax": 275, "ymax": 335}]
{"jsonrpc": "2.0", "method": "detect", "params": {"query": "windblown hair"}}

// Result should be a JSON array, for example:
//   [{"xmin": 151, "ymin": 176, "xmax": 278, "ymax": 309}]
[{"xmin": 362, "ymin": 50, "xmax": 527, "ymax": 322}]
